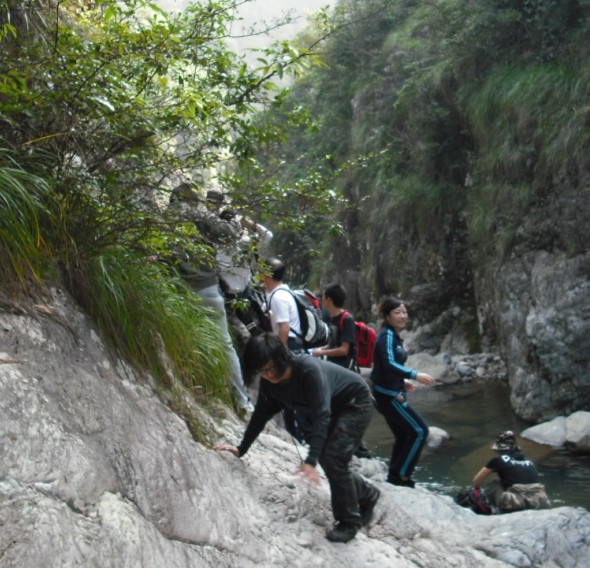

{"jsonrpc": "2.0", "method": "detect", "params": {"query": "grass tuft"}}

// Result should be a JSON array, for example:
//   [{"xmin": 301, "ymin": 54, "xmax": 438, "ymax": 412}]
[
  {"xmin": 0, "ymin": 148, "xmax": 54, "ymax": 290},
  {"xmin": 71, "ymin": 250, "xmax": 232, "ymax": 407}
]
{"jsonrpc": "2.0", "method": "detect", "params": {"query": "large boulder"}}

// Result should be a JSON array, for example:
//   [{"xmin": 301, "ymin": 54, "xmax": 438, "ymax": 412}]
[
  {"xmin": 522, "ymin": 411, "xmax": 590, "ymax": 452},
  {"xmin": 566, "ymin": 411, "xmax": 590, "ymax": 451}
]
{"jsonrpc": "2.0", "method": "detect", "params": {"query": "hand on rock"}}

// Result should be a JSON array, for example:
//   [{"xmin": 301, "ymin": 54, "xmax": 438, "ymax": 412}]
[{"xmin": 297, "ymin": 463, "xmax": 320, "ymax": 485}]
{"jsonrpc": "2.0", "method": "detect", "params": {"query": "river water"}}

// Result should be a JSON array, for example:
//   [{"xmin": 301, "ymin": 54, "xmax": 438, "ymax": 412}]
[{"xmin": 362, "ymin": 380, "xmax": 590, "ymax": 510}]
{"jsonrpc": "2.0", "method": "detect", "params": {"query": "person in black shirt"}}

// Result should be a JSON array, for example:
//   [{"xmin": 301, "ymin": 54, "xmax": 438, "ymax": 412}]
[
  {"xmin": 312, "ymin": 283, "xmax": 373, "ymax": 459},
  {"xmin": 311, "ymin": 283, "xmax": 357, "ymax": 371},
  {"xmin": 216, "ymin": 333, "xmax": 380, "ymax": 543},
  {"xmin": 472, "ymin": 430, "xmax": 548, "ymax": 511}
]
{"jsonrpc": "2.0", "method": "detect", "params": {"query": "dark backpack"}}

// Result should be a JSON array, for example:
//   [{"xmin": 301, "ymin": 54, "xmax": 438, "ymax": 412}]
[
  {"xmin": 339, "ymin": 311, "xmax": 377, "ymax": 368},
  {"xmin": 230, "ymin": 285, "xmax": 272, "ymax": 334},
  {"xmin": 454, "ymin": 488, "xmax": 494, "ymax": 515},
  {"xmin": 269, "ymin": 288, "xmax": 329, "ymax": 349}
]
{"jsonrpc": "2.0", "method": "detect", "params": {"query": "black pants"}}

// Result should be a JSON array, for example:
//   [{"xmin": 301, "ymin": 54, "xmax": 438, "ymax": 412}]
[
  {"xmin": 375, "ymin": 392, "xmax": 429, "ymax": 480},
  {"xmin": 319, "ymin": 391, "xmax": 375, "ymax": 527}
]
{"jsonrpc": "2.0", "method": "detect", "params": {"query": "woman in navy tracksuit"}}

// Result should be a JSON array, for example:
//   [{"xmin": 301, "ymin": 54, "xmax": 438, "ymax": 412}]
[{"xmin": 370, "ymin": 297, "xmax": 435, "ymax": 487}]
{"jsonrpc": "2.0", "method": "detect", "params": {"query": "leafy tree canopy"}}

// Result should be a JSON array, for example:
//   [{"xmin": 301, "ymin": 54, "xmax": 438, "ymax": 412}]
[
  {"xmin": 0, "ymin": 0, "xmax": 342, "ymax": 404},
  {"xmin": 0, "ymin": 0, "xmax": 340, "ymax": 279}
]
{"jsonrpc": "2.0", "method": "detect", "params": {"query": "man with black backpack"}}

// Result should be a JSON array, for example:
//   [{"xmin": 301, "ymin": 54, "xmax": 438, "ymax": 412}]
[
  {"xmin": 262, "ymin": 257, "xmax": 304, "ymax": 352},
  {"xmin": 261, "ymin": 257, "xmax": 309, "ymax": 440}
]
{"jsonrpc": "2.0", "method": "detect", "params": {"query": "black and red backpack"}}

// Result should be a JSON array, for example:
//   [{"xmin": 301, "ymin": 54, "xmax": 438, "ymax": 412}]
[{"xmin": 339, "ymin": 311, "xmax": 377, "ymax": 368}]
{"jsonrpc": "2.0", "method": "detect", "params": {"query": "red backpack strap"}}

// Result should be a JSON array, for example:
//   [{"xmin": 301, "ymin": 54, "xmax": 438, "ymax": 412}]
[{"xmin": 339, "ymin": 311, "xmax": 350, "ymax": 328}]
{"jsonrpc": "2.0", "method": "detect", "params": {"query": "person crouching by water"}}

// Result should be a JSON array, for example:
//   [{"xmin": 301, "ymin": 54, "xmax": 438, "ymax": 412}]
[
  {"xmin": 472, "ymin": 430, "xmax": 551, "ymax": 512},
  {"xmin": 215, "ymin": 333, "xmax": 381, "ymax": 543},
  {"xmin": 370, "ymin": 298, "xmax": 435, "ymax": 488}
]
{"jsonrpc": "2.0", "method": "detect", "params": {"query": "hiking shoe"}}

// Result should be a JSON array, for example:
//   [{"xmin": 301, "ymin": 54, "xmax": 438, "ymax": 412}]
[
  {"xmin": 387, "ymin": 473, "xmax": 415, "ymax": 488},
  {"xmin": 359, "ymin": 486, "xmax": 381, "ymax": 526},
  {"xmin": 326, "ymin": 522, "xmax": 358, "ymax": 543}
]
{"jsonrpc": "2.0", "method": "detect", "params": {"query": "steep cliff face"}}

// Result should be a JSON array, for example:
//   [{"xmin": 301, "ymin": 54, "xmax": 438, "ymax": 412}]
[
  {"xmin": 473, "ymin": 177, "xmax": 590, "ymax": 421},
  {"xmin": 279, "ymin": 1, "xmax": 590, "ymax": 424},
  {"xmin": 480, "ymin": 250, "xmax": 590, "ymax": 422},
  {"xmin": 321, "ymin": 54, "xmax": 590, "ymax": 424}
]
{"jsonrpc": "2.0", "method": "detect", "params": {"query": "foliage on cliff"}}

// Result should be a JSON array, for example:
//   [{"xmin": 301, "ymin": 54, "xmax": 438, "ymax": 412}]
[{"xmin": 263, "ymin": 0, "xmax": 590, "ymax": 320}]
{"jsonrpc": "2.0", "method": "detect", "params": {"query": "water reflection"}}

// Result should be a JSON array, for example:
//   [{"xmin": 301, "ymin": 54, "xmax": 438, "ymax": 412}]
[{"xmin": 363, "ymin": 380, "xmax": 590, "ymax": 510}]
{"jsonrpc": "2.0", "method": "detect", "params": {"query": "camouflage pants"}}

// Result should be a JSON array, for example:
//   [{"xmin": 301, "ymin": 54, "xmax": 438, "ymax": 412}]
[
  {"xmin": 499, "ymin": 483, "xmax": 551, "ymax": 512},
  {"xmin": 488, "ymin": 480, "xmax": 551, "ymax": 512},
  {"xmin": 318, "ymin": 391, "xmax": 375, "ymax": 527}
]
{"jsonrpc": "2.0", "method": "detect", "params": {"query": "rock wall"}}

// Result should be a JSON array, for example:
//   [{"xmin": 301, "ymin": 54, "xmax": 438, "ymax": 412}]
[
  {"xmin": 469, "ymin": 176, "xmax": 590, "ymax": 421},
  {"xmin": 480, "ymin": 250, "xmax": 590, "ymax": 422},
  {"xmin": 1, "ymin": 289, "xmax": 590, "ymax": 567},
  {"xmin": 327, "ymin": 178, "xmax": 590, "ymax": 423}
]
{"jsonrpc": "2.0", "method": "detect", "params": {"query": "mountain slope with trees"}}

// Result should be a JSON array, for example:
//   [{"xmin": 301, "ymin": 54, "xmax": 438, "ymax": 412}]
[
  {"xmin": 263, "ymin": 0, "xmax": 590, "ymax": 421},
  {"xmin": 1, "ymin": 3, "xmax": 590, "ymax": 562},
  {"xmin": 2, "ymin": 0, "xmax": 589, "ymax": 426}
]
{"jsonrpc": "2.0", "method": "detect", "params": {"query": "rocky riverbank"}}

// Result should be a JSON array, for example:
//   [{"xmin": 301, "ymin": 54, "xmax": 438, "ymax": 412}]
[{"xmin": 1, "ymin": 289, "xmax": 589, "ymax": 567}]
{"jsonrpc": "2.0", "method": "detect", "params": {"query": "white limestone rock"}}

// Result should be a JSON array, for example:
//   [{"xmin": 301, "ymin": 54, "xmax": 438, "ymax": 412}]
[
  {"xmin": 1, "ymin": 289, "xmax": 590, "ymax": 568},
  {"xmin": 522, "ymin": 416, "xmax": 567, "ymax": 447},
  {"xmin": 565, "ymin": 411, "xmax": 590, "ymax": 451}
]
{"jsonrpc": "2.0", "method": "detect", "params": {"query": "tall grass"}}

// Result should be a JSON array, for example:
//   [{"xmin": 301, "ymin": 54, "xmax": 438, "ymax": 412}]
[
  {"xmin": 0, "ymin": 148, "xmax": 53, "ymax": 290},
  {"xmin": 1, "ymin": 145, "xmax": 235, "ymax": 436},
  {"xmin": 467, "ymin": 181, "xmax": 534, "ymax": 262},
  {"xmin": 463, "ymin": 63, "xmax": 590, "ymax": 181},
  {"xmin": 1, "ymin": 137, "xmax": 236, "ymax": 437},
  {"xmin": 367, "ymin": 173, "xmax": 462, "ymax": 242},
  {"xmin": 73, "ymin": 250, "xmax": 232, "ymax": 406},
  {"xmin": 462, "ymin": 62, "xmax": 590, "ymax": 261}
]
